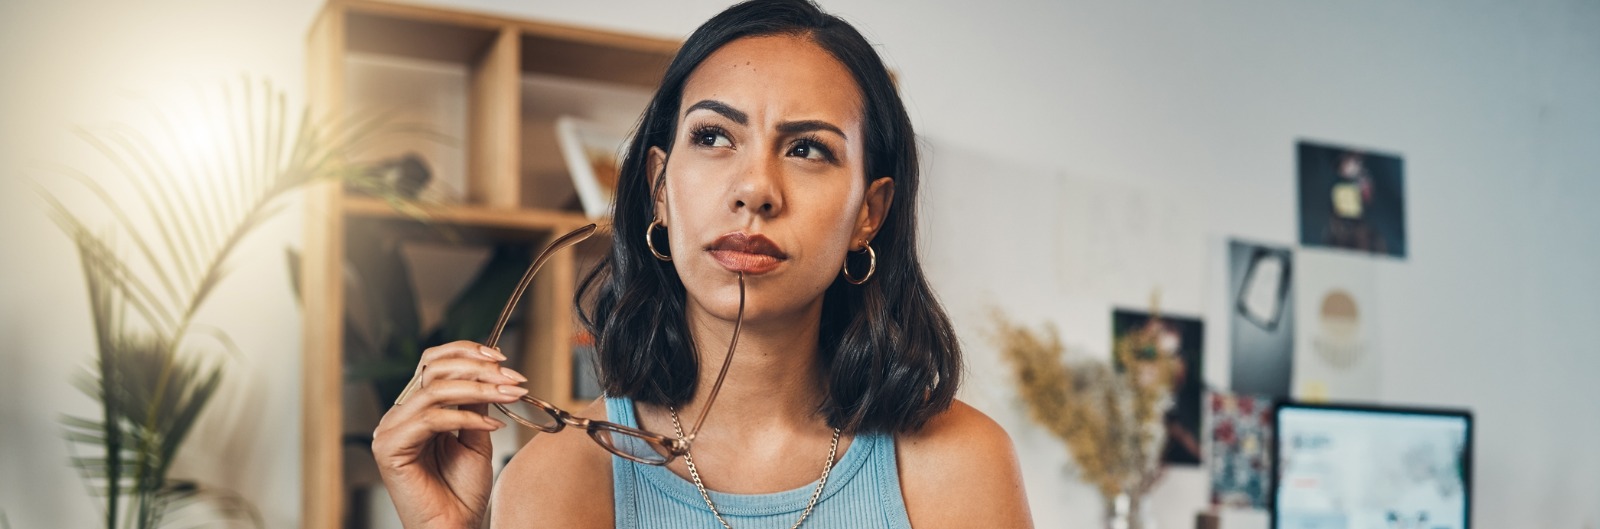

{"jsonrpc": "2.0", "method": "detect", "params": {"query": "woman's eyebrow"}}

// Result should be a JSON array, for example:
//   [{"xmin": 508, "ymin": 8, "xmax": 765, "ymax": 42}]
[
  {"xmin": 685, "ymin": 99, "xmax": 747, "ymax": 124},
  {"xmin": 685, "ymin": 99, "xmax": 846, "ymax": 140},
  {"xmin": 777, "ymin": 120, "xmax": 846, "ymax": 140}
]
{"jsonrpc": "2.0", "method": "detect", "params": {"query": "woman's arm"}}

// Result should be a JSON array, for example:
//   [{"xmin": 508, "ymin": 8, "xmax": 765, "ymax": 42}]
[{"xmin": 897, "ymin": 400, "xmax": 1035, "ymax": 528}]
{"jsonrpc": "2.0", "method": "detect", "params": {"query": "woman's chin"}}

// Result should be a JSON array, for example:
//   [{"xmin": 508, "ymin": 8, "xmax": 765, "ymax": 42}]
[{"xmin": 682, "ymin": 268, "xmax": 826, "ymax": 326}]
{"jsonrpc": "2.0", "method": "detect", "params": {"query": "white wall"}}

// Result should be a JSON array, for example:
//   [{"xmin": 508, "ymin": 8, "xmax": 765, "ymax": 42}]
[{"xmin": 3, "ymin": 1, "xmax": 1596, "ymax": 528}]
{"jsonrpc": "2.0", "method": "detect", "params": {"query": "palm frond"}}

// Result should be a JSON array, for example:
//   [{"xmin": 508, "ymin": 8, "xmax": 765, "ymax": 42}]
[
  {"xmin": 81, "ymin": 239, "xmax": 130, "ymax": 529},
  {"xmin": 44, "ymin": 75, "xmax": 435, "ymax": 529},
  {"xmin": 41, "ymin": 197, "xmax": 176, "ymax": 330},
  {"xmin": 183, "ymin": 324, "xmax": 244, "ymax": 361}
]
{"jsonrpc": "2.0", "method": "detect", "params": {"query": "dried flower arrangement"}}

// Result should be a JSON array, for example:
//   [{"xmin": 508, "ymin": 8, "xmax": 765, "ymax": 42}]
[{"xmin": 992, "ymin": 309, "xmax": 1180, "ymax": 502}]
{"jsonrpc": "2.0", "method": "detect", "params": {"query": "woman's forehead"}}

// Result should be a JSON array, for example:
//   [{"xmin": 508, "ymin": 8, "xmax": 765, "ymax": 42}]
[{"xmin": 678, "ymin": 34, "xmax": 864, "ymax": 128}]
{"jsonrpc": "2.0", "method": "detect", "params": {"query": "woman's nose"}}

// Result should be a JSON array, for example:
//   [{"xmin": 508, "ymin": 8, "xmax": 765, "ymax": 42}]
[{"xmin": 728, "ymin": 157, "xmax": 783, "ymax": 217}]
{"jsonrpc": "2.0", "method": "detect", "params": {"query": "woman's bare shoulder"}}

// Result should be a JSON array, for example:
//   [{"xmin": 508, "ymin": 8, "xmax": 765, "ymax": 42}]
[
  {"xmin": 895, "ymin": 399, "xmax": 1034, "ymax": 528},
  {"xmin": 490, "ymin": 398, "xmax": 614, "ymax": 529}
]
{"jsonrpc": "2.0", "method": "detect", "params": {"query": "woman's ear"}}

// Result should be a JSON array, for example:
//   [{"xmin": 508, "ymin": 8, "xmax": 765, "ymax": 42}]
[
  {"xmin": 853, "ymin": 176, "xmax": 895, "ymax": 249},
  {"xmin": 648, "ymin": 146, "xmax": 669, "ymax": 220}
]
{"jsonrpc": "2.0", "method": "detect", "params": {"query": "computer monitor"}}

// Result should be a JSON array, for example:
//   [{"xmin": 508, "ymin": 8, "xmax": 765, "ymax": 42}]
[{"xmin": 1271, "ymin": 401, "xmax": 1472, "ymax": 529}]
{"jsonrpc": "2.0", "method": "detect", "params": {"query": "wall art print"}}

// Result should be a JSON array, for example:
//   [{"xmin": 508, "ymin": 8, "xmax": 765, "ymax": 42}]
[
  {"xmin": 1113, "ymin": 309, "xmax": 1205, "ymax": 466},
  {"xmin": 1293, "ymin": 249, "xmax": 1381, "ymax": 401},
  {"xmin": 1209, "ymin": 391, "xmax": 1274, "ymax": 509},
  {"xmin": 1227, "ymin": 239, "xmax": 1294, "ymax": 399},
  {"xmin": 1297, "ymin": 140, "xmax": 1406, "ymax": 259}
]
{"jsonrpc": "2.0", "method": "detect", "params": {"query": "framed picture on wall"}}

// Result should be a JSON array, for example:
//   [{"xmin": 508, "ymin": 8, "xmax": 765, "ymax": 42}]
[
  {"xmin": 1228, "ymin": 239, "xmax": 1295, "ymax": 399},
  {"xmin": 1297, "ymin": 140, "xmax": 1406, "ymax": 259},
  {"xmin": 1113, "ymin": 309, "xmax": 1205, "ymax": 466},
  {"xmin": 1209, "ymin": 390, "xmax": 1274, "ymax": 509},
  {"xmin": 1293, "ymin": 248, "xmax": 1381, "ymax": 401}
]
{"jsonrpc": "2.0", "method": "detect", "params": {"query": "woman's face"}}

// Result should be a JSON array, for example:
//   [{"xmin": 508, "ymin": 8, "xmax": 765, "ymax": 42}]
[{"xmin": 651, "ymin": 34, "xmax": 893, "ymax": 325}]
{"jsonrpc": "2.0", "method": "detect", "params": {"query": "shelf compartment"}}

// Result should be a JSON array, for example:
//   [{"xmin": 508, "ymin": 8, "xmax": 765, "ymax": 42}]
[{"xmin": 344, "ymin": 9, "xmax": 501, "ymax": 64}]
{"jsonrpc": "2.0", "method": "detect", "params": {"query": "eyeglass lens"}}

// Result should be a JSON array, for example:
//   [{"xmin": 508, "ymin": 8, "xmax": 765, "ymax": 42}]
[
  {"xmin": 591, "ymin": 426, "xmax": 670, "ymax": 465},
  {"xmin": 498, "ymin": 396, "xmax": 562, "ymax": 431}
]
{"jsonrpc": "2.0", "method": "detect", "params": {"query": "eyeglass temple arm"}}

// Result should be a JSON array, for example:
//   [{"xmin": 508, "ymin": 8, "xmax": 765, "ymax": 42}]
[
  {"xmin": 484, "ymin": 224, "xmax": 599, "ymax": 349},
  {"xmin": 686, "ymin": 272, "xmax": 743, "ymax": 442}
]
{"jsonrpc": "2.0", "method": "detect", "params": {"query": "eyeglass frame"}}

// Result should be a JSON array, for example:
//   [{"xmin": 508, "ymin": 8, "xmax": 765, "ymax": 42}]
[{"xmin": 481, "ymin": 223, "xmax": 743, "ymax": 466}]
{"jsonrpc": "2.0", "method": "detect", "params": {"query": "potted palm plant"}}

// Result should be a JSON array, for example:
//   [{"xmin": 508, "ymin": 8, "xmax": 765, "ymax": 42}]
[{"xmin": 40, "ymin": 77, "xmax": 425, "ymax": 529}]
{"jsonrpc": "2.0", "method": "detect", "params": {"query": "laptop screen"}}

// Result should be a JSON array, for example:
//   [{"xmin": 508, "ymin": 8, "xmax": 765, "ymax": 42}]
[{"xmin": 1272, "ymin": 402, "xmax": 1472, "ymax": 529}]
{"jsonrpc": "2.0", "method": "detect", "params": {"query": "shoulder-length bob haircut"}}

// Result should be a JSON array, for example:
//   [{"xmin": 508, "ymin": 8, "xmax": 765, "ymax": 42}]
[{"xmin": 577, "ymin": 0, "xmax": 960, "ymax": 434}]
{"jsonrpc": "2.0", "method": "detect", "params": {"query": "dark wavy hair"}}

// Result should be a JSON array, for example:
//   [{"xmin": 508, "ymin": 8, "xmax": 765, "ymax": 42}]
[{"xmin": 576, "ymin": 0, "xmax": 960, "ymax": 433}]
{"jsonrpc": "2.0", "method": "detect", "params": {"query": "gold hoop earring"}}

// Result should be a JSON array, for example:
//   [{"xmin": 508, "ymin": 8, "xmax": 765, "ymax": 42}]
[
  {"xmin": 842, "ymin": 243, "xmax": 875, "ymax": 285},
  {"xmin": 646, "ymin": 219, "xmax": 672, "ymax": 261}
]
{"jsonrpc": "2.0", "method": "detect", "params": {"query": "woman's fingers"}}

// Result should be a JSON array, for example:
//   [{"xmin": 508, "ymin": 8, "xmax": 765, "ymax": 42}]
[
  {"xmin": 419, "ymin": 340, "xmax": 507, "ymax": 365},
  {"xmin": 410, "ymin": 341, "xmax": 528, "ymax": 390},
  {"xmin": 381, "ymin": 379, "xmax": 525, "ymax": 440},
  {"xmin": 406, "ymin": 379, "xmax": 529, "ymax": 409},
  {"xmin": 375, "ymin": 341, "xmax": 533, "ymax": 468},
  {"xmin": 457, "ymin": 403, "xmax": 493, "ymax": 454},
  {"xmin": 375, "ymin": 407, "xmax": 504, "ymax": 463},
  {"xmin": 421, "ymin": 357, "xmax": 527, "ymax": 386},
  {"xmin": 375, "ymin": 381, "xmax": 521, "ymax": 452}
]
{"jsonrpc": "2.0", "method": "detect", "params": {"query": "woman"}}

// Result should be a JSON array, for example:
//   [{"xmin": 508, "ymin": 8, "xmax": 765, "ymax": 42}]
[{"xmin": 371, "ymin": 1, "xmax": 1033, "ymax": 527}]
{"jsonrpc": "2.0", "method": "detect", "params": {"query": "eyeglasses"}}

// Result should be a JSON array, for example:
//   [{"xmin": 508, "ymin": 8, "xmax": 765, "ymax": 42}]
[{"xmin": 484, "ymin": 224, "xmax": 742, "ymax": 465}]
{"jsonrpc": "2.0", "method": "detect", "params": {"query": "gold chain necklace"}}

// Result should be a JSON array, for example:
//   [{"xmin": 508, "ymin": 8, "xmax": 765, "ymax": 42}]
[{"xmin": 668, "ymin": 407, "xmax": 841, "ymax": 529}]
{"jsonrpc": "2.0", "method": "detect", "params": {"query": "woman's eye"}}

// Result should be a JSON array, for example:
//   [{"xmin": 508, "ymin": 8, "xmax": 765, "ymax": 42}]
[
  {"xmin": 693, "ymin": 128, "xmax": 732, "ymax": 148},
  {"xmin": 788, "ymin": 140, "xmax": 833, "ymax": 162}
]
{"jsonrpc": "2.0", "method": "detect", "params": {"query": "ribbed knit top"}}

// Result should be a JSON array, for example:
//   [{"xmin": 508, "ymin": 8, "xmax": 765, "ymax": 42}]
[{"xmin": 607, "ymin": 396, "xmax": 913, "ymax": 529}]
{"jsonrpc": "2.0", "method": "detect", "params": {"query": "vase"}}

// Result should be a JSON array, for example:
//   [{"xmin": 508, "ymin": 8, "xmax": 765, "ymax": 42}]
[{"xmin": 1103, "ymin": 491, "xmax": 1150, "ymax": 529}]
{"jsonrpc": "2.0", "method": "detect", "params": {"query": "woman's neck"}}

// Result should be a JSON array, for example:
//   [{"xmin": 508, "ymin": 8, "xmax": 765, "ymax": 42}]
[
  {"xmin": 641, "ymin": 295, "xmax": 850, "ymax": 493},
  {"xmin": 672, "ymin": 297, "xmax": 829, "ymax": 439}
]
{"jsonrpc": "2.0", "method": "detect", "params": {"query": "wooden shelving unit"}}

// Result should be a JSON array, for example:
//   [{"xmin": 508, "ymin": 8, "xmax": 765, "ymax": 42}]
[{"xmin": 300, "ymin": 2, "xmax": 677, "ymax": 527}]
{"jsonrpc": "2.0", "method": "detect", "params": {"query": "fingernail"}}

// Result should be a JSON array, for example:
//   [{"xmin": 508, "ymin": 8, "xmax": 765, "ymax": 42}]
[
  {"xmin": 485, "ymin": 416, "xmax": 505, "ymax": 428},
  {"xmin": 498, "ymin": 385, "xmax": 529, "ymax": 396},
  {"xmin": 479, "ymin": 345, "xmax": 506, "ymax": 361},
  {"xmin": 500, "ymin": 367, "xmax": 528, "ymax": 383}
]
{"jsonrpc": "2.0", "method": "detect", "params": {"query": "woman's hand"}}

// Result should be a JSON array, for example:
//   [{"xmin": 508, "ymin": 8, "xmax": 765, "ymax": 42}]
[{"xmin": 372, "ymin": 341, "xmax": 530, "ymax": 529}]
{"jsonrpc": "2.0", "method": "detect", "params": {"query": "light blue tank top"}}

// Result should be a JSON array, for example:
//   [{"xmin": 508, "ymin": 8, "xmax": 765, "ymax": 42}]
[{"xmin": 607, "ymin": 396, "xmax": 912, "ymax": 529}]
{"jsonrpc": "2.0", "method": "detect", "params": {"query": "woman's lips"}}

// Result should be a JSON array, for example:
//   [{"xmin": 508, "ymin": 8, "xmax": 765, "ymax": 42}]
[
  {"xmin": 707, "ymin": 233, "xmax": 786, "ymax": 274},
  {"xmin": 709, "ymin": 250, "xmax": 782, "ymax": 273}
]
